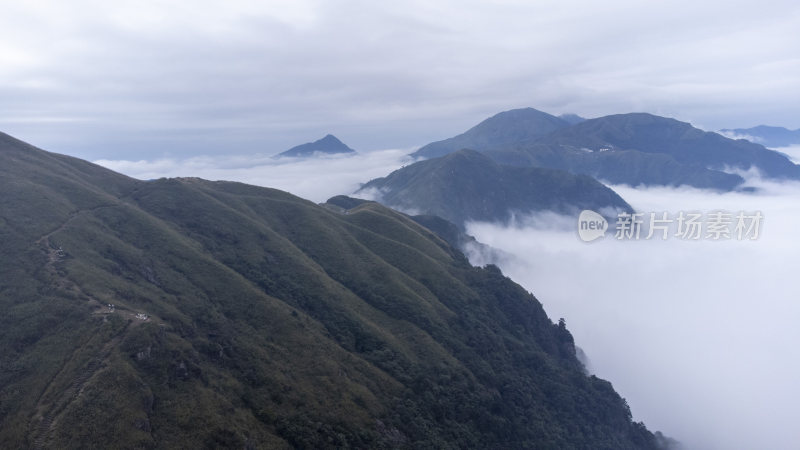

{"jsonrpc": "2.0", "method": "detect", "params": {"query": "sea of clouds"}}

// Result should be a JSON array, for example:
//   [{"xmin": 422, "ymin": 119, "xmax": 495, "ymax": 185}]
[
  {"xmin": 465, "ymin": 176, "xmax": 800, "ymax": 450},
  {"xmin": 95, "ymin": 149, "xmax": 414, "ymax": 203}
]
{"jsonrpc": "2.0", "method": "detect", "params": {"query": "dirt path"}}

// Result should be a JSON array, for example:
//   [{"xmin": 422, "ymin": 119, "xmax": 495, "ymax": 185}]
[
  {"xmin": 29, "ymin": 321, "xmax": 129, "ymax": 450},
  {"xmin": 28, "ymin": 203, "xmax": 160, "ymax": 448},
  {"xmin": 35, "ymin": 203, "xmax": 117, "ymax": 246}
]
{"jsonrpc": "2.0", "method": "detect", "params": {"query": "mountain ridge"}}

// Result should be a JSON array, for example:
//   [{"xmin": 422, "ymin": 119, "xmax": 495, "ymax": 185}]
[
  {"xmin": 720, "ymin": 125, "xmax": 800, "ymax": 148},
  {"xmin": 358, "ymin": 149, "xmax": 632, "ymax": 228},
  {"xmin": 411, "ymin": 108, "xmax": 570, "ymax": 159},
  {"xmin": 0, "ymin": 132, "xmax": 669, "ymax": 449},
  {"xmin": 410, "ymin": 108, "xmax": 800, "ymax": 190}
]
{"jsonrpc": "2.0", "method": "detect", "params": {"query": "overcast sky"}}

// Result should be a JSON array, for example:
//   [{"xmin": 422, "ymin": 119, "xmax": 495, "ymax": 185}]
[{"xmin": 1, "ymin": 0, "xmax": 799, "ymax": 160}]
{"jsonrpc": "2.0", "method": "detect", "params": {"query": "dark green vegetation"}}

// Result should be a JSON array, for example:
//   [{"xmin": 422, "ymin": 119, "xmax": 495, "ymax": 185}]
[
  {"xmin": 720, "ymin": 125, "xmax": 800, "ymax": 148},
  {"xmin": 0, "ymin": 132, "xmax": 669, "ymax": 449},
  {"xmin": 358, "ymin": 149, "xmax": 632, "ymax": 228},
  {"xmin": 325, "ymin": 195, "xmax": 487, "ymax": 257},
  {"xmin": 413, "ymin": 108, "xmax": 800, "ymax": 190},
  {"xmin": 276, "ymin": 134, "xmax": 356, "ymax": 158}
]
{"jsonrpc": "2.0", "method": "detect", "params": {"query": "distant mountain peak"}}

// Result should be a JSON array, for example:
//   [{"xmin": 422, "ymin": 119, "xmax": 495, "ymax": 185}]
[
  {"xmin": 487, "ymin": 106, "xmax": 557, "ymax": 119},
  {"xmin": 276, "ymin": 134, "xmax": 356, "ymax": 158},
  {"xmin": 411, "ymin": 107, "xmax": 570, "ymax": 159},
  {"xmin": 358, "ymin": 148, "xmax": 632, "ymax": 228},
  {"xmin": 719, "ymin": 125, "xmax": 800, "ymax": 148},
  {"xmin": 408, "ymin": 108, "xmax": 800, "ymax": 190},
  {"xmin": 521, "ymin": 112, "xmax": 800, "ymax": 187}
]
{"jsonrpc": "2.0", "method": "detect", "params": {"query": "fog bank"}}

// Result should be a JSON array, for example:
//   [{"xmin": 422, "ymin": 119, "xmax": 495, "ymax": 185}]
[
  {"xmin": 465, "ymin": 179, "xmax": 800, "ymax": 450},
  {"xmin": 95, "ymin": 149, "xmax": 412, "ymax": 203}
]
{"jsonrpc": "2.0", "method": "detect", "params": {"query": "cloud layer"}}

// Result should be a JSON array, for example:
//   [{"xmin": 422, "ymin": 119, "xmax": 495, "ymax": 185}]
[
  {"xmin": 465, "ymin": 178, "xmax": 800, "ymax": 450},
  {"xmin": 772, "ymin": 145, "xmax": 800, "ymax": 164},
  {"xmin": 2, "ymin": 1, "xmax": 799, "ymax": 160},
  {"xmin": 95, "ymin": 149, "xmax": 412, "ymax": 203}
]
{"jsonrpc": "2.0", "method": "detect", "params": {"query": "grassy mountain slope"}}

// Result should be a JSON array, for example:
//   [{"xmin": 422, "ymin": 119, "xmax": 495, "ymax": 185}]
[
  {"xmin": 1, "ymin": 132, "xmax": 663, "ymax": 449},
  {"xmin": 358, "ymin": 149, "xmax": 632, "ymax": 227},
  {"xmin": 324, "ymin": 195, "xmax": 490, "ymax": 262}
]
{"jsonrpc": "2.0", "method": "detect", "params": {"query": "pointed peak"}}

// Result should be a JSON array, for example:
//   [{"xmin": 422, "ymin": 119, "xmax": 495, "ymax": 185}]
[{"xmin": 276, "ymin": 134, "xmax": 356, "ymax": 158}]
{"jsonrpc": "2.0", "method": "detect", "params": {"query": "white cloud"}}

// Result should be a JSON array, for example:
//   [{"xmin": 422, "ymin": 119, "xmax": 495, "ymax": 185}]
[
  {"xmin": 771, "ymin": 145, "xmax": 800, "ymax": 164},
  {"xmin": 717, "ymin": 130, "xmax": 763, "ymax": 143},
  {"xmin": 95, "ymin": 148, "xmax": 413, "ymax": 203},
  {"xmin": 464, "ymin": 177, "xmax": 800, "ymax": 450}
]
